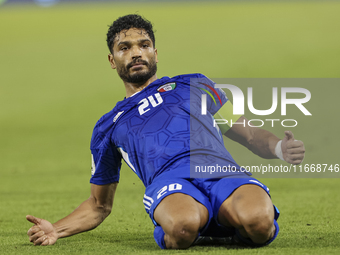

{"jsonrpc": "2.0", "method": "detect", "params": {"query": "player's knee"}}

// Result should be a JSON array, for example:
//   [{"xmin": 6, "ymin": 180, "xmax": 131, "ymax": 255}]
[
  {"xmin": 241, "ymin": 209, "xmax": 274, "ymax": 244},
  {"xmin": 166, "ymin": 214, "xmax": 201, "ymax": 249}
]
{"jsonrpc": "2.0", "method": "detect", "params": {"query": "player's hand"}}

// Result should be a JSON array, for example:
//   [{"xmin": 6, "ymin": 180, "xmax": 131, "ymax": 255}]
[
  {"xmin": 26, "ymin": 215, "xmax": 58, "ymax": 246},
  {"xmin": 281, "ymin": 131, "xmax": 305, "ymax": 165}
]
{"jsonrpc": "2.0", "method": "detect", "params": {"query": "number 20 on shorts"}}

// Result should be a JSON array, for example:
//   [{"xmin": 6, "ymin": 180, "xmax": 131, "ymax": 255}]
[{"xmin": 156, "ymin": 183, "xmax": 183, "ymax": 200}]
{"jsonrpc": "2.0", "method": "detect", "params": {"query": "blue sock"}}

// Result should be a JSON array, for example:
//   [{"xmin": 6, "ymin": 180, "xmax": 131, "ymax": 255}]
[
  {"xmin": 153, "ymin": 226, "xmax": 166, "ymax": 249},
  {"xmin": 234, "ymin": 219, "xmax": 279, "ymax": 247}
]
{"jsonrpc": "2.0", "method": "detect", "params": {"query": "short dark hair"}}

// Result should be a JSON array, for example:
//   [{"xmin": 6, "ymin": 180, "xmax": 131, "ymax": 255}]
[{"xmin": 106, "ymin": 14, "xmax": 155, "ymax": 54}]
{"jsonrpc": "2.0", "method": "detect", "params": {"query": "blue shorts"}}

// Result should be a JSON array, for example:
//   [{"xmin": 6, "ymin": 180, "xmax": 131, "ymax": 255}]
[{"xmin": 143, "ymin": 174, "xmax": 275, "ymax": 236}]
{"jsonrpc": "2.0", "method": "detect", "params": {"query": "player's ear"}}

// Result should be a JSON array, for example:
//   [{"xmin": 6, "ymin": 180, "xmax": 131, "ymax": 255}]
[
  {"xmin": 154, "ymin": 48, "xmax": 158, "ymax": 63},
  {"xmin": 108, "ymin": 54, "xmax": 116, "ymax": 69}
]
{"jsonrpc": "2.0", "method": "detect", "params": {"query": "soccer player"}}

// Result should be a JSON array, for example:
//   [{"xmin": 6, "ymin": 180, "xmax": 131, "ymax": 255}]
[{"xmin": 26, "ymin": 14, "xmax": 305, "ymax": 249}]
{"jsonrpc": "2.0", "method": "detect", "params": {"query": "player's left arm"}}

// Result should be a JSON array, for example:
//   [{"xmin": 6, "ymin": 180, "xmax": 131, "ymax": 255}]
[
  {"xmin": 224, "ymin": 116, "xmax": 305, "ymax": 165},
  {"xmin": 205, "ymin": 80, "xmax": 305, "ymax": 165}
]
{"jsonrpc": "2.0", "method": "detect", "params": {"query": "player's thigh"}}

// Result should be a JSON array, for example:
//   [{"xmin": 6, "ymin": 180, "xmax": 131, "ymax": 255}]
[
  {"xmin": 154, "ymin": 192, "xmax": 209, "ymax": 231},
  {"xmin": 217, "ymin": 184, "xmax": 274, "ymax": 229},
  {"xmin": 145, "ymin": 178, "xmax": 212, "ymax": 235}
]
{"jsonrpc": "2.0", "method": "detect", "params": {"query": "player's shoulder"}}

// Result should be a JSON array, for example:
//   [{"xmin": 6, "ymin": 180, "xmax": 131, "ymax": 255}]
[
  {"xmin": 92, "ymin": 106, "xmax": 120, "ymax": 134},
  {"xmin": 170, "ymin": 73, "xmax": 214, "ymax": 87},
  {"xmin": 90, "ymin": 107, "xmax": 121, "ymax": 149},
  {"xmin": 171, "ymin": 73, "xmax": 208, "ymax": 82}
]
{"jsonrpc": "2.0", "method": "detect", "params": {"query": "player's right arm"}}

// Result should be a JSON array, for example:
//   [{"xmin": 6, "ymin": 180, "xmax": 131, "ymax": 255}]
[{"xmin": 26, "ymin": 182, "xmax": 118, "ymax": 246}]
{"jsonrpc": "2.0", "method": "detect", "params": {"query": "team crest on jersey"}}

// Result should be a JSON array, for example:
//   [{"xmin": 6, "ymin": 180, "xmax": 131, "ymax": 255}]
[{"xmin": 157, "ymin": 82, "xmax": 176, "ymax": 92}]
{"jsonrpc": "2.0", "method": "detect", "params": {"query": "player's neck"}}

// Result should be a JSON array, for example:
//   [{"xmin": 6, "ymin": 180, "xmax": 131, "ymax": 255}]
[{"xmin": 124, "ymin": 74, "xmax": 158, "ymax": 98}]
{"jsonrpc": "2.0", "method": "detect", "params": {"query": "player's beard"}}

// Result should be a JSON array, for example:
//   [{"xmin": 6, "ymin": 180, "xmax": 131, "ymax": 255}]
[{"xmin": 117, "ymin": 58, "xmax": 157, "ymax": 85}]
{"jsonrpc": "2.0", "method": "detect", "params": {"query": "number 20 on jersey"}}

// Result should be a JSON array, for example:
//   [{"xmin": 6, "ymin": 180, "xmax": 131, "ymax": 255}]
[{"xmin": 138, "ymin": 93, "xmax": 163, "ymax": 115}]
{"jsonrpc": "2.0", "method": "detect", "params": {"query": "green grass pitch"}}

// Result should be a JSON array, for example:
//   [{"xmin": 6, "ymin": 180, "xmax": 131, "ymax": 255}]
[{"xmin": 0, "ymin": 1, "xmax": 340, "ymax": 254}]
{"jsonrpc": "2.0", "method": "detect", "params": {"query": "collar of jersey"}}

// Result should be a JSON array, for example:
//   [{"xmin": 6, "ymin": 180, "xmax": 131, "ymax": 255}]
[{"xmin": 116, "ymin": 76, "xmax": 172, "ymax": 110}]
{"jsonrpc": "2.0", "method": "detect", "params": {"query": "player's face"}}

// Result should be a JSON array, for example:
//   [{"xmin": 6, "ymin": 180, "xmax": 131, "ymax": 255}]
[{"xmin": 108, "ymin": 28, "xmax": 158, "ymax": 84}]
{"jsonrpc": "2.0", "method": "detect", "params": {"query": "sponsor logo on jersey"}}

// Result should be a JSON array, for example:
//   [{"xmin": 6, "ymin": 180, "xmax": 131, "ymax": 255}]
[
  {"xmin": 113, "ymin": 111, "xmax": 124, "ymax": 123},
  {"xmin": 157, "ymin": 82, "xmax": 176, "ymax": 92}
]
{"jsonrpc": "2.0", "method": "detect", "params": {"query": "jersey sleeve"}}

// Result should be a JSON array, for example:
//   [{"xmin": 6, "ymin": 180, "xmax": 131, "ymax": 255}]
[
  {"xmin": 194, "ymin": 74, "xmax": 242, "ymax": 134},
  {"xmin": 208, "ymin": 86, "xmax": 229, "ymax": 115},
  {"xmin": 90, "ymin": 119, "xmax": 122, "ymax": 185},
  {"xmin": 193, "ymin": 74, "xmax": 228, "ymax": 115}
]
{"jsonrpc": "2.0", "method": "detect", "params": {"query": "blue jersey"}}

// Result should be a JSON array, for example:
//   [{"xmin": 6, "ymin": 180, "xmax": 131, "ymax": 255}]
[{"xmin": 90, "ymin": 73, "xmax": 241, "ymax": 187}]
